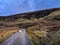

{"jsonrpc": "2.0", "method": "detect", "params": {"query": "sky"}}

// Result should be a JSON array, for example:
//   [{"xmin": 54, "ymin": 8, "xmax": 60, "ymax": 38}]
[{"xmin": 0, "ymin": 0, "xmax": 60, "ymax": 16}]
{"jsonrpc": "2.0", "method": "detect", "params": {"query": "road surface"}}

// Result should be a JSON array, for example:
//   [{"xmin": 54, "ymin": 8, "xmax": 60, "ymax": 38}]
[{"xmin": 0, "ymin": 29, "xmax": 32, "ymax": 45}]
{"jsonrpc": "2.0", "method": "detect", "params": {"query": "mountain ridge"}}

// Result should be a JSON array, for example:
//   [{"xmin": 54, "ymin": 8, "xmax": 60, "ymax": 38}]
[{"xmin": 0, "ymin": 8, "xmax": 60, "ymax": 28}]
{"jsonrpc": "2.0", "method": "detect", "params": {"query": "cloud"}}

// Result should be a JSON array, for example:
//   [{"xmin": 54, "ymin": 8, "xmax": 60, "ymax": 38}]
[{"xmin": 0, "ymin": 0, "xmax": 60, "ymax": 16}]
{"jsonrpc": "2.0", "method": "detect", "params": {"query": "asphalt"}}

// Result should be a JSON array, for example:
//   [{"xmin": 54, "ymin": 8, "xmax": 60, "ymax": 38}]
[{"xmin": 0, "ymin": 29, "xmax": 32, "ymax": 45}]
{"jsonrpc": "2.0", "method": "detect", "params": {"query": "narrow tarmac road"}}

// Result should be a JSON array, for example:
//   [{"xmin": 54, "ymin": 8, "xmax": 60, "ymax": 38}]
[{"xmin": 0, "ymin": 29, "xmax": 32, "ymax": 45}]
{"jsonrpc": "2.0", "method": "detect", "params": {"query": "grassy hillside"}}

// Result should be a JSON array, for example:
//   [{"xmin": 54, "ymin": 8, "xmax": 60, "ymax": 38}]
[
  {"xmin": 0, "ymin": 8, "xmax": 58, "ymax": 28},
  {"xmin": 26, "ymin": 9, "xmax": 60, "ymax": 45},
  {"xmin": 43, "ymin": 9, "xmax": 60, "ymax": 21},
  {"xmin": 0, "ymin": 28, "xmax": 18, "ymax": 44},
  {"xmin": 0, "ymin": 8, "xmax": 60, "ymax": 45}
]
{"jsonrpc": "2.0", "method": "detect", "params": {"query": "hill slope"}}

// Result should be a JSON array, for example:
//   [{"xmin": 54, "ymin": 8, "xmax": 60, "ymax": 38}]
[
  {"xmin": 26, "ymin": 8, "xmax": 60, "ymax": 45},
  {"xmin": 0, "ymin": 8, "xmax": 59, "ymax": 28}
]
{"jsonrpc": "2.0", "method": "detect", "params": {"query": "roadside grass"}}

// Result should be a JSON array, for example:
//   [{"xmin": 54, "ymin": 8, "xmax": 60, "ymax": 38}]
[
  {"xmin": 0, "ymin": 30, "xmax": 18, "ymax": 44},
  {"xmin": 26, "ymin": 26, "xmax": 49, "ymax": 45},
  {"xmin": 26, "ymin": 30, "xmax": 36, "ymax": 45},
  {"xmin": 34, "ymin": 31, "xmax": 47, "ymax": 38},
  {"xmin": 26, "ymin": 21, "xmax": 60, "ymax": 45}
]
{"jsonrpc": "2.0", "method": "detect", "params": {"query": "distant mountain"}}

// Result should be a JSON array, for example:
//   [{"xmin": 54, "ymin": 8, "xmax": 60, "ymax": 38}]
[
  {"xmin": 0, "ymin": 8, "xmax": 60, "ymax": 28},
  {"xmin": 0, "ymin": 8, "xmax": 59, "ymax": 21}
]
